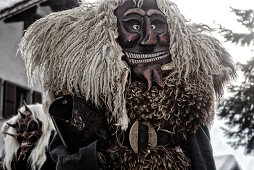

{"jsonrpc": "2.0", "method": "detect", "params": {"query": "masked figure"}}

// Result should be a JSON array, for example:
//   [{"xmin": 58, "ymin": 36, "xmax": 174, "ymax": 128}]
[
  {"xmin": 1, "ymin": 103, "xmax": 55, "ymax": 170},
  {"xmin": 19, "ymin": 0, "xmax": 235, "ymax": 169}
]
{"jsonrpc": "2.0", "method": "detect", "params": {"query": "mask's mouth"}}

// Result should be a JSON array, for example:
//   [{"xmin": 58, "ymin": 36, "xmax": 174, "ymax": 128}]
[
  {"xmin": 21, "ymin": 141, "xmax": 32, "ymax": 148},
  {"xmin": 125, "ymin": 51, "xmax": 169, "ymax": 64},
  {"xmin": 19, "ymin": 141, "xmax": 34, "ymax": 160}
]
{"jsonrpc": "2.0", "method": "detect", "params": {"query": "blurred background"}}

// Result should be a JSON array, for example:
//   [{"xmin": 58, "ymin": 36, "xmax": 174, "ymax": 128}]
[
  {"xmin": 0, "ymin": 0, "xmax": 253, "ymax": 169},
  {"xmin": 176, "ymin": 1, "xmax": 254, "ymax": 169}
]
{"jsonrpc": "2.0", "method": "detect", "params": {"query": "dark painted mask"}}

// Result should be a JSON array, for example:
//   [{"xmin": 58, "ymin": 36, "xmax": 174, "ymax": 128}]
[
  {"xmin": 115, "ymin": 0, "xmax": 171, "ymax": 90},
  {"xmin": 4, "ymin": 103, "xmax": 41, "ymax": 161}
]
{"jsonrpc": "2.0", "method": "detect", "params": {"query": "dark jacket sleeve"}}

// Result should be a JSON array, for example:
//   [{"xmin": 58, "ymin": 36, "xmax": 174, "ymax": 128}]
[
  {"xmin": 181, "ymin": 126, "xmax": 216, "ymax": 170},
  {"xmin": 49, "ymin": 134, "xmax": 99, "ymax": 170}
]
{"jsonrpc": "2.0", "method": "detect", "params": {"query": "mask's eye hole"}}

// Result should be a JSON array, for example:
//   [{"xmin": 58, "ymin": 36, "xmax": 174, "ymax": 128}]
[
  {"xmin": 28, "ymin": 121, "xmax": 38, "ymax": 132},
  {"xmin": 151, "ymin": 19, "xmax": 167, "ymax": 33},
  {"xmin": 123, "ymin": 19, "xmax": 141, "ymax": 32},
  {"xmin": 18, "ymin": 124, "xmax": 26, "ymax": 133},
  {"xmin": 132, "ymin": 24, "xmax": 140, "ymax": 30}
]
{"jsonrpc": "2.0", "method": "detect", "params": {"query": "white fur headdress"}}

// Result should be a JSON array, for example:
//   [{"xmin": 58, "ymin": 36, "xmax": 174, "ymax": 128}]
[
  {"xmin": 19, "ymin": 0, "xmax": 235, "ymax": 130},
  {"xmin": 1, "ymin": 104, "xmax": 55, "ymax": 170}
]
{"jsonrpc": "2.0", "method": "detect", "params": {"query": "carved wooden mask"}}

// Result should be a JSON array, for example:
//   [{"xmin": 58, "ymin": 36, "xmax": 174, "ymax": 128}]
[{"xmin": 115, "ymin": 0, "xmax": 172, "ymax": 90}]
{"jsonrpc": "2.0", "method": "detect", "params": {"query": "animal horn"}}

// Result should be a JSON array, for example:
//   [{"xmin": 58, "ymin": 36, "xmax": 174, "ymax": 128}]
[
  {"xmin": 6, "ymin": 122, "xmax": 16, "ymax": 128},
  {"xmin": 2, "ymin": 132, "xmax": 16, "ymax": 138},
  {"xmin": 23, "ymin": 101, "xmax": 29, "ymax": 111},
  {"xmin": 18, "ymin": 109, "xmax": 26, "ymax": 119}
]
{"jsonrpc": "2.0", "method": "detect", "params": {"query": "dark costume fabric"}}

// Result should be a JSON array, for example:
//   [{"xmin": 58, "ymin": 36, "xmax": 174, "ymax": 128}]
[
  {"xmin": 19, "ymin": 0, "xmax": 236, "ymax": 169},
  {"xmin": 10, "ymin": 147, "xmax": 55, "ymax": 170},
  {"xmin": 49, "ymin": 126, "xmax": 215, "ymax": 170},
  {"xmin": 50, "ymin": 134, "xmax": 99, "ymax": 170}
]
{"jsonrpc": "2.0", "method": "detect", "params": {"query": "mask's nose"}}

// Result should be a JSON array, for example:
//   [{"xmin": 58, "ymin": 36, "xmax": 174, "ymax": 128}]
[
  {"xmin": 140, "ymin": 17, "xmax": 157, "ymax": 47},
  {"xmin": 22, "ymin": 131, "xmax": 29, "ymax": 139}
]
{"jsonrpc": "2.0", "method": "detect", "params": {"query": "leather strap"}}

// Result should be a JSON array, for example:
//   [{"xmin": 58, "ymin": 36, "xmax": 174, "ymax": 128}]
[
  {"xmin": 123, "ymin": 121, "xmax": 176, "ymax": 152},
  {"xmin": 49, "ymin": 94, "xmax": 108, "ymax": 153}
]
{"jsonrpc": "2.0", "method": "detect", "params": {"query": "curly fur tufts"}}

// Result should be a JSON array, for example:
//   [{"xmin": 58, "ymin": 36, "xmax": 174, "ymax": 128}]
[
  {"xmin": 125, "ymin": 72, "xmax": 214, "ymax": 143},
  {"xmin": 106, "ymin": 145, "xmax": 191, "ymax": 169}
]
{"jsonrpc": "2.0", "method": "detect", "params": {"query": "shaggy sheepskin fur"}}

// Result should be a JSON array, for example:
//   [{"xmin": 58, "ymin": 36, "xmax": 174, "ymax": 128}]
[{"xmin": 19, "ymin": 0, "xmax": 235, "ymax": 130}]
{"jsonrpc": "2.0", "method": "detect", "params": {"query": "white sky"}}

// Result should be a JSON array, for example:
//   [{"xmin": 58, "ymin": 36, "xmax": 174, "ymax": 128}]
[
  {"xmin": 86, "ymin": 0, "xmax": 254, "ymax": 169},
  {"xmin": 175, "ymin": 0, "xmax": 254, "ymax": 65}
]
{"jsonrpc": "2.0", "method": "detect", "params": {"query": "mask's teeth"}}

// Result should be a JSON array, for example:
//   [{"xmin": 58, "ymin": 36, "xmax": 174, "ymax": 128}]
[
  {"xmin": 126, "ymin": 52, "xmax": 169, "ymax": 64},
  {"xmin": 126, "ymin": 52, "xmax": 129, "ymax": 58}
]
